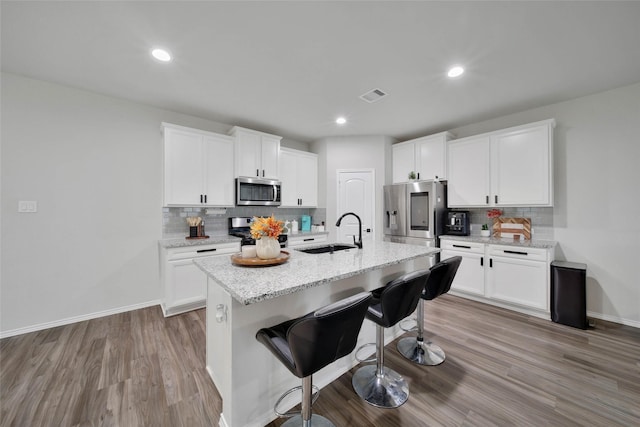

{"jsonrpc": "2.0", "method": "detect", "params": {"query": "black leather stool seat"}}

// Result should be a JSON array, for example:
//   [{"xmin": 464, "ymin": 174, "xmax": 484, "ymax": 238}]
[
  {"xmin": 397, "ymin": 256, "xmax": 462, "ymax": 366},
  {"xmin": 352, "ymin": 269, "xmax": 430, "ymax": 408},
  {"xmin": 256, "ymin": 291, "xmax": 372, "ymax": 426}
]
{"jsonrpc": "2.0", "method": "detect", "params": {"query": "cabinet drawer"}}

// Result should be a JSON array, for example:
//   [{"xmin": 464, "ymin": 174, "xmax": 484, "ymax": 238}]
[
  {"xmin": 440, "ymin": 240, "xmax": 484, "ymax": 253},
  {"xmin": 488, "ymin": 244, "xmax": 548, "ymax": 262},
  {"xmin": 288, "ymin": 234, "xmax": 328, "ymax": 247},
  {"xmin": 167, "ymin": 242, "xmax": 240, "ymax": 260}
]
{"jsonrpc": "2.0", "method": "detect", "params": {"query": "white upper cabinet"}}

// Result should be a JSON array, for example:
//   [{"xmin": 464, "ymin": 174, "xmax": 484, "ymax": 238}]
[
  {"xmin": 392, "ymin": 132, "xmax": 454, "ymax": 183},
  {"xmin": 230, "ymin": 126, "xmax": 281, "ymax": 179},
  {"xmin": 162, "ymin": 123, "xmax": 234, "ymax": 207},
  {"xmin": 491, "ymin": 123, "xmax": 553, "ymax": 206},
  {"xmin": 279, "ymin": 147, "xmax": 318, "ymax": 207},
  {"xmin": 447, "ymin": 119, "xmax": 555, "ymax": 208},
  {"xmin": 447, "ymin": 135, "xmax": 491, "ymax": 206}
]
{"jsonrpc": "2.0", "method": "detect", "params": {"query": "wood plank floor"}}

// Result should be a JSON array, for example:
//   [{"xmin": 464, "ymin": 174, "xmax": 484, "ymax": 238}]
[{"xmin": 2, "ymin": 295, "xmax": 639, "ymax": 427}]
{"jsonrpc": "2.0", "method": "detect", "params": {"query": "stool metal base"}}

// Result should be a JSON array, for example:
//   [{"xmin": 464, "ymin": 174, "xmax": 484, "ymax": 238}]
[
  {"xmin": 352, "ymin": 365, "xmax": 409, "ymax": 408},
  {"xmin": 281, "ymin": 414, "xmax": 335, "ymax": 427},
  {"xmin": 397, "ymin": 337, "xmax": 445, "ymax": 366}
]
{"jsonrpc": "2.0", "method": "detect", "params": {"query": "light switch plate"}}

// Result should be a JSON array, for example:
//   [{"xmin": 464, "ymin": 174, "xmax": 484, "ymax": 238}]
[{"xmin": 18, "ymin": 200, "xmax": 38, "ymax": 213}]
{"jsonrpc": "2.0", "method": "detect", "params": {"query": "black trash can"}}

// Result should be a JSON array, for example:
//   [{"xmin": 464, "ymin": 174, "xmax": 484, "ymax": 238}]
[{"xmin": 550, "ymin": 261, "xmax": 587, "ymax": 329}]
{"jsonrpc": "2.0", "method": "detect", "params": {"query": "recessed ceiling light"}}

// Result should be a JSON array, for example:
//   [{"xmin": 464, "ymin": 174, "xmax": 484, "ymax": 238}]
[
  {"xmin": 151, "ymin": 48, "xmax": 172, "ymax": 62},
  {"xmin": 336, "ymin": 117, "xmax": 347, "ymax": 125},
  {"xmin": 447, "ymin": 66, "xmax": 464, "ymax": 78}
]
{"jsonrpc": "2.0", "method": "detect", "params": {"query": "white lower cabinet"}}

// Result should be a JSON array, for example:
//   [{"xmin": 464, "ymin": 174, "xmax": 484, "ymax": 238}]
[
  {"xmin": 160, "ymin": 241, "xmax": 240, "ymax": 316},
  {"xmin": 287, "ymin": 234, "xmax": 328, "ymax": 248},
  {"xmin": 440, "ymin": 238, "xmax": 554, "ymax": 318},
  {"xmin": 440, "ymin": 240, "xmax": 485, "ymax": 296}
]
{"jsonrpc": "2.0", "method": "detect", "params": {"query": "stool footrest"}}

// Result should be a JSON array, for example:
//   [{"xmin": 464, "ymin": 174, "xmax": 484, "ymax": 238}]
[
  {"xmin": 354, "ymin": 342, "xmax": 377, "ymax": 363},
  {"xmin": 274, "ymin": 384, "xmax": 320, "ymax": 418}
]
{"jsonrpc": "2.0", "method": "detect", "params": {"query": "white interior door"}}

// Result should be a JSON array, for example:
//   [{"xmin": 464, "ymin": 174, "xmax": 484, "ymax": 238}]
[{"xmin": 337, "ymin": 170, "xmax": 375, "ymax": 245}]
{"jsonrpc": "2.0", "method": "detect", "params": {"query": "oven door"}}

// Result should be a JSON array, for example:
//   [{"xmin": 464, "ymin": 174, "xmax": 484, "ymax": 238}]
[{"xmin": 236, "ymin": 177, "xmax": 281, "ymax": 206}]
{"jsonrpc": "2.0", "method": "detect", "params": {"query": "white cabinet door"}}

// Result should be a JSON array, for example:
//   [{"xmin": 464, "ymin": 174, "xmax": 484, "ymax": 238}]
[
  {"xmin": 441, "ymin": 249, "xmax": 485, "ymax": 296},
  {"xmin": 166, "ymin": 258, "xmax": 208, "ymax": 310},
  {"xmin": 392, "ymin": 142, "xmax": 415, "ymax": 183},
  {"xmin": 491, "ymin": 123, "xmax": 553, "ymax": 206},
  {"xmin": 235, "ymin": 130, "xmax": 262, "ymax": 178},
  {"xmin": 163, "ymin": 127, "xmax": 206, "ymax": 206},
  {"xmin": 447, "ymin": 135, "xmax": 491, "ymax": 207},
  {"xmin": 261, "ymin": 135, "xmax": 280, "ymax": 179},
  {"xmin": 278, "ymin": 148, "xmax": 318, "ymax": 207},
  {"xmin": 486, "ymin": 255, "xmax": 548, "ymax": 311},
  {"xmin": 204, "ymin": 134, "xmax": 235, "ymax": 206},
  {"xmin": 416, "ymin": 135, "xmax": 447, "ymax": 180},
  {"xmin": 278, "ymin": 149, "xmax": 299, "ymax": 206}
]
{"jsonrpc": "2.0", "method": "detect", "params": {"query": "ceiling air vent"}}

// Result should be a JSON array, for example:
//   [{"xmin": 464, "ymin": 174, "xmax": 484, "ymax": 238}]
[{"xmin": 359, "ymin": 88, "xmax": 387, "ymax": 103}]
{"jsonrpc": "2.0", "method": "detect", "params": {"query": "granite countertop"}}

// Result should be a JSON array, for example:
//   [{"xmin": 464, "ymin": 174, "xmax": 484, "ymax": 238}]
[
  {"xmin": 194, "ymin": 240, "xmax": 440, "ymax": 305},
  {"xmin": 440, "ymin": 235, "xmax": 557, "ymax": 249},
  {"xmin": 158, "ymin": 235, "xmax": 242, "ymax": 249}
]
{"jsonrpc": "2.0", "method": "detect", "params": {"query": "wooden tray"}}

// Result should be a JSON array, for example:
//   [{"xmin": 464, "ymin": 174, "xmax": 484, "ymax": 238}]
[
  {"xmin": 186, "ymin": 236, "xmax": 210, "ymax": 240},
  {"xmin": 493, "ymin": 218, "xmax": 531, "ymax": 240},
  {"xmin": 231, "ymin": 251, "xmax": 290, "ymax": 267}
]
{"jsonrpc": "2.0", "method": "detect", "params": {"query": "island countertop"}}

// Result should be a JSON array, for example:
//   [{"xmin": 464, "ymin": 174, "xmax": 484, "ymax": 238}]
[{"xmin": 194, "ymin": 240, "xmax": 440, "ymax": 305}]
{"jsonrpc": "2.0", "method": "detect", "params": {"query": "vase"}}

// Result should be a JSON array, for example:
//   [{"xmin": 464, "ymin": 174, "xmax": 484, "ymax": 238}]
[
  {"xmin": 480, "ymin": 230, "xmax": 491, "ymax": 237},
  {"xmin": 256, "ymin": 237, "xmax": 281, "ymax": 259}
]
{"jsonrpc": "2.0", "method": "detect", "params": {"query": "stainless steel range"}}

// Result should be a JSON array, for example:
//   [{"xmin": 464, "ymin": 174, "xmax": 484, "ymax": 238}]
[{"xmin": 228, "ymin": 217, "xmax": 288, "ymax": 247}]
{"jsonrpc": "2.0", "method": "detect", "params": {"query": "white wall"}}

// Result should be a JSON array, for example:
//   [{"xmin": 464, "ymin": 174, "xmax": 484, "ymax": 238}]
[
  {"xmin": 311, "ymin": 135, "xmax": 394, "ymax": 242},
  {"xmin": 449, "ymin": 82, "xmax": 640, "ymax": 327},
  {"xmin": 0, "ymin": 73, "xmax": 307, "ymax": 336}
]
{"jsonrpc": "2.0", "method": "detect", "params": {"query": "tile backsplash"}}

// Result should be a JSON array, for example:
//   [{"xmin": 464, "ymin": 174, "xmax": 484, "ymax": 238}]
[
  {"xmin": 162, "ymin": 207, "xmax": 327, "ymax": 237},
  {"xmin": 452, "ymin": 207, "xmax": 554, "ymax": 240}
]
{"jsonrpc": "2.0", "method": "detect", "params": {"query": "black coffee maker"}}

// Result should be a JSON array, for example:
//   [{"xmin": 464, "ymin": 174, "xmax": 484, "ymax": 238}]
[{"xmin": 445, "ymin": 211, "xmax": 470, "ymax": 236}]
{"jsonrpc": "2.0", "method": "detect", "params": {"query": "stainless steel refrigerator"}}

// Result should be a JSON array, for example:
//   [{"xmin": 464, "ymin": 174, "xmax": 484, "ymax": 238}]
[{"xmin": 383, "ymin": 180, "xmax": 447, "ymax": 247}]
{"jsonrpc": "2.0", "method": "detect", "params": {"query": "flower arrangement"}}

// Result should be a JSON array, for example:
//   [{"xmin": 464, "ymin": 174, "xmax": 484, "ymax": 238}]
[{"xmin": 250, "ymin": 215, "xmax": 284, "ymax": 240}]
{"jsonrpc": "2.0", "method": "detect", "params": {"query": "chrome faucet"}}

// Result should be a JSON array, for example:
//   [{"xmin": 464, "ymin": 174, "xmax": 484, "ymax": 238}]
[{"xmin": 335, "ymin": 212, "xmax": 363, "ymax": 249}]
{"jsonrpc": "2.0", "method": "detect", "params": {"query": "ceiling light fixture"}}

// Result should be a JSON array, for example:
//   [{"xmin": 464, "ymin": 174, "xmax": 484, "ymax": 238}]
[
  {"xmin": 151, "ymin": 48, "xmax": 172, "ymax": 62},
  {"xmin": 336, "ymin": 117, "xmax": 347, "ymax": 125},
  {"xmin": 447, "ymin": 66, "xmax": 464, "ymax": 78}
]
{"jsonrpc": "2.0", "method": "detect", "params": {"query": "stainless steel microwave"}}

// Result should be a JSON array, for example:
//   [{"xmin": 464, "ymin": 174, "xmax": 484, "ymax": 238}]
[{"xmin": 236, "ymin": 177, "xmax": 281, "ymax": 206}]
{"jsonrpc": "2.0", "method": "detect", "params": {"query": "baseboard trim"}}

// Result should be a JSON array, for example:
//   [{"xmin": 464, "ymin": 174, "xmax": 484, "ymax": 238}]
[
  {"xmin": 0, "ymin": 299, "xmax": 162, "ymax": 339},
  {"xmin": 587, "ymin": 311, "xmax": 640, "ymax": 329}
]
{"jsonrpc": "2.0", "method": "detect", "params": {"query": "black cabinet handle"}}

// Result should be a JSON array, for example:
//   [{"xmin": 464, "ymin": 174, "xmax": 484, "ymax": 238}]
[
  {"xmin": 256, "ymin": 169, "xmax": 259, "ymax": 177},
  {"xmin": 504, "ymin": 250, "xmax": 528, "ymax": 256},
  {"xmin": 480, "ymin": 257, "xmax": 484, "ymax": 266},
  {"xmin": 495, "ymin": 195, "xmax": 498, "ymax": 204},
  {"xmin": 453, "ymin": 244, "xmax": 471, "ymax": 249},
  {"xmin": 197, "ymin": 248, "xmax": 217, "ymax": 253},
  {"xmin": 417, "ymin": 172, "xmax": 420, "ymax": 179},
  {"xmin": 200, "ymin": 194, "xmax": 203, "ymax": 203},
  {"xmin": 262, "ymin": 169, "xmax": 265, "ymax": 177},
  {"xmin": 303, "ymin": 238, "xmax": 314, "ymax": 241},
  {"xmin": 204, "ymin": 194, "xmax": 207, "ymax": 204},
  {"xmin": 486, "ymin": 195, "xmax": 489, "ymax": 204},
  {"xmin": 489, "ymin": 258, "xmax": 493, "ymax": 268}
]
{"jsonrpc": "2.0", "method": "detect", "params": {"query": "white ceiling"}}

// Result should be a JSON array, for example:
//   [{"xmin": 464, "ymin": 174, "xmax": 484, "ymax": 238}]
[{"xmin": 2, "ymin": 1, "xmax": 640, "ymax": 143}]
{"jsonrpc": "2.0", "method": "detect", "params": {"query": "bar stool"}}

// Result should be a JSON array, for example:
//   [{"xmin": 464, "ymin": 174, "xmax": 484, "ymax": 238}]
[
  {"xmin": 351, "ymin": 269, "xmax": 430, "ymax": 408},
  {"xmin": 256, "ymin": 291, "xmax": 372, "ymax": 427},
  {"xmin": 397, "ymin": 256, "xmax": 462, "ymax": 366}
]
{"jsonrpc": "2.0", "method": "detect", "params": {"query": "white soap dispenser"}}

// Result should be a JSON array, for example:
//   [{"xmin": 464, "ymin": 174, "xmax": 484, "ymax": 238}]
[{"xmin": 291, "ymin": 219, "xmax": 298, "ymax": 234}]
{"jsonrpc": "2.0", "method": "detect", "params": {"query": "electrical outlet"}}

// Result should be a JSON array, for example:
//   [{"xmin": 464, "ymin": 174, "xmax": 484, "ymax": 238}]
[{"xmin": 18, "ymin": 201, "xmax": 38, "ymax": 213}]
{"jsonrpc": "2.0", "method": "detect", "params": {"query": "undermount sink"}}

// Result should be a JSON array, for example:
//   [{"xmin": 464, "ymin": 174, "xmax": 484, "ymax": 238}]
[{"xmin": 296, "ymin": 244, "xmax": 357, "ymax": 254}]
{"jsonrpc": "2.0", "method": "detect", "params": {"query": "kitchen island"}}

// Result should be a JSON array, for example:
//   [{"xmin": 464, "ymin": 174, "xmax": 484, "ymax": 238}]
[{"xmin": 195, "ymin": 240, "xmax": 439, "ymax": 427}]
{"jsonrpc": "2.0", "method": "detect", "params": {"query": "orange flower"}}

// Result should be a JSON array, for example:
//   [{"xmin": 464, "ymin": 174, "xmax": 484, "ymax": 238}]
[{"xmin": 250, "ymin": 215, "xmax": 284, "ymax": 239}]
